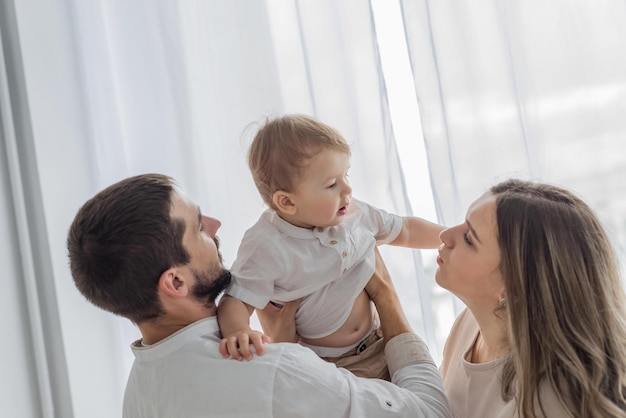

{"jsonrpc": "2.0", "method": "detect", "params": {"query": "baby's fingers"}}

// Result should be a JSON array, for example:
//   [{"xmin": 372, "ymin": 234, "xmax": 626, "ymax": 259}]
[
  {"xmin": 249, "ymin": 333, "xmax": 272, "ymax": 357},
  {"xmin": 236, "ymin": 335, "xmax": 252, "ymax": 361},
  {"xmin": 218, "ymin": 338, "xmax": 229, "ymax": 358},
  {"xmin": 221, "ymin": 336, "xmax": 245, "ymax": 361}
]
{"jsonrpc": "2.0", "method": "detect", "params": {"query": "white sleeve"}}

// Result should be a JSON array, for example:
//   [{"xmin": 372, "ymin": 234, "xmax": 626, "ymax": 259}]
[
  {"xmin": 353, "ymin": 198, "xmax": 403, "ymax": 244},
  {"xmin": 226, "ymin": 234, "xmax": 285, "ymax": 309},
  {"xmin": 271, "ymin": 334, "xmax": 452, "ymax": 418}
]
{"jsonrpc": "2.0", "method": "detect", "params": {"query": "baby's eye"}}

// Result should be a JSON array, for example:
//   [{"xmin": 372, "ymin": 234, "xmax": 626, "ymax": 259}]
[{"xmin": 328, "ymin": 182, "xmax": 337, "ymax": 189}]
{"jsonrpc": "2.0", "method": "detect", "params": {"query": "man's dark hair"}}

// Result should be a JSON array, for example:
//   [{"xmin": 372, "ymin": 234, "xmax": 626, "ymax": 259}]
[{"xmin": 67, "ymin": 173, "xmax": 190, "ymax": 323}]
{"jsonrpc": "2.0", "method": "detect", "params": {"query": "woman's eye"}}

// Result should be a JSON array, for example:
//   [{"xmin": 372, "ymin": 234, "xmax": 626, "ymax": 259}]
[{"xmin": 463, "ymin": 232, "xmax": 472, "ymax": 246}]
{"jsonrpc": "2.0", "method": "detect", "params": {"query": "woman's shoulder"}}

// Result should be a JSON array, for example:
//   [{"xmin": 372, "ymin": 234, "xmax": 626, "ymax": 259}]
[
  {"xmin": 440, "ymin": 308, "xmax": 478, "ymax": 374},
  {"xmin": 449, "ymin": 308, "xmax": 478, "ymax": 340}
]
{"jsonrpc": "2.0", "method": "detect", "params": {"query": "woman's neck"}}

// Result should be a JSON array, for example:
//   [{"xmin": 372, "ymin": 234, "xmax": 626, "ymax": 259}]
[{"xmin": 469, "ymin": 307, "xmax": 509, "ymax": 363}]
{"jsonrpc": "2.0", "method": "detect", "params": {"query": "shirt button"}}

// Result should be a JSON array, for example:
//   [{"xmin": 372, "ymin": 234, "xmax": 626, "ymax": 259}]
[
  {"xmin": 317, "ymin": 227, "xmax": 324, "ymax": 232},
  {"xmin": 342, "ymin": 251, "xmax": 348, "ymax": 258},
  {"xmin": 386, "ymin": 400, "xmax": 392, "ymax": 407},
  {"xmin": 329, "ymin": 240, "xmax": 337, "ymax": 245}
]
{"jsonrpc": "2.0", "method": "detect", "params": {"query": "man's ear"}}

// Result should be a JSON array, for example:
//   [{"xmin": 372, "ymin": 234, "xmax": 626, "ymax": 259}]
[
  {"xmin": 158, "ymin": 267, "xmax": 190, "ymax": 298},
  {"xmin": 272, "ymin": 190, "xmax": 297, "ymax": 215}
]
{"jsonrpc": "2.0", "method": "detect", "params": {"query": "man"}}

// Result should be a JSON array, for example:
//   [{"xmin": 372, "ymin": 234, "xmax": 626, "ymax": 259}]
[{"xmin": 67, "ymin": 173, "xmax": 451, "ymax": 417}]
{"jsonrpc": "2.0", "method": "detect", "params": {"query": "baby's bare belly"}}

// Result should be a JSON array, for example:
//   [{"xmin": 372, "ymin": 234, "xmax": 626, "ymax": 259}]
[{"xmin": 299, "ymin": 290, "xmax": 375, "ymax": 348}]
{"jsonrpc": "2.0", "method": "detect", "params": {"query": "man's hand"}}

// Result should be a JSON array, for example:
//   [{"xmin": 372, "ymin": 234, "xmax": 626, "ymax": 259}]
[
  {"xmin": 256, "ymin": 298, "xmax": 303, "ymax": 343},
  {"xmin": 365, "ymin": 247, "xmax": 396, "ymax": 304},
  {"xmin": 218, "ymin": 329, "xmax": 271, "ymax": 361},
  {"xmin": 366, "ymin": 247, "xmax": 412, "ymax": 341}
]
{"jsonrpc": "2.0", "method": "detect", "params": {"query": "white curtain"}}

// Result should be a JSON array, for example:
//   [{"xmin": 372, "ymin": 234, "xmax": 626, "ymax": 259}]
[
  {"xmin": 401, "ymin": 0, "xmax": 626, "ymax": 238},
  {"xmin": 5, "ymin": 1, "xmax": 432, "ymax": 417},
  {"xmin": 3, "ymin": 0, "xmax": 625, "ymax": 417},
  {"xmin": 400, "ymin": 0, "xmax": 626, "ymax": 357}
]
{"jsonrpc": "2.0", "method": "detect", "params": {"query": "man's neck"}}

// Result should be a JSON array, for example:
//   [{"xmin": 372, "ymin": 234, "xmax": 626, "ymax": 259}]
[{"xmin": 138, "ymin": 310, "xmax": 216, "ymax": 345}]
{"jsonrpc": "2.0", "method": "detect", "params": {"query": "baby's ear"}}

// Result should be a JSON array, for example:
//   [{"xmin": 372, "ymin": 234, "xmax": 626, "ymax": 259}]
[{"xmin": 272, "ymin": 190, "xmax": 297, "ymax": 215}]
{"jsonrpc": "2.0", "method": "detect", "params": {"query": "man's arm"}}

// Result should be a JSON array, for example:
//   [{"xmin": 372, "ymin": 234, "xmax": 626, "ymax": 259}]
[
  {"xmin": 366, "ymin": 247, "xmax": 447, "ymax": 376},
  {"xmin": 365, "ymin": 246, "xmax": 412, "ymax": 340}
]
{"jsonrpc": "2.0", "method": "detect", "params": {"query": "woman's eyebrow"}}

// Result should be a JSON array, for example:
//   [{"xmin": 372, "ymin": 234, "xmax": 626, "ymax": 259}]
[{"xmin": 466, "ymin": 220, "xmax": 482, "ymax": 244}]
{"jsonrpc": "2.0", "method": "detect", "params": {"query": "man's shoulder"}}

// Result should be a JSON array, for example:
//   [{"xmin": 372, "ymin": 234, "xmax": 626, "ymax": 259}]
[
  {"xmin": 260, "ymin": 342, "xmax": 331, "ymax": 371},
  {"xmin": 123, "ymin": 341, "xmax": 296, "ymax": 417},
  {"xmin": 261, "ymin": 341, "xmax": 316, "ymax": 358}
]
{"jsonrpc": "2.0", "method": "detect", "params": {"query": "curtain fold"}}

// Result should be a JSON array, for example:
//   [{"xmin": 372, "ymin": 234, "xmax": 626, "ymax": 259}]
[
  {"xmin": 266, "ymin": 0, "xmax": 437, "ymax": 350},
  {"xmin": 1, "ymin": 0, "xmax": 73, "ymax": 416},
  {"xmin": 401, "ymin": 0, "xmax": 626, "ymax": 240}
]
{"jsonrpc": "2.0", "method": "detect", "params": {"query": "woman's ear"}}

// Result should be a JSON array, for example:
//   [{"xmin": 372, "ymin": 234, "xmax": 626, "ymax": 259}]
[
  {"xmin": 158, "ymin": 267, "xmax": 190, "ymax": 298},
  {"xmin": 497, "ymin": 288, "xmax": 507, "ymax": 308},
  {"xmin": 272, "ymin": 191, "xmax": 297, "ymax": 215}
]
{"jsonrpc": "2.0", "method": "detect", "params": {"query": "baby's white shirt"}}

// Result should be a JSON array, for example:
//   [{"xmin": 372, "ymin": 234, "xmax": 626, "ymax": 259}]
[{"xmin": 226, "ymin": 198, "xmax": 402, "ymax": 339}]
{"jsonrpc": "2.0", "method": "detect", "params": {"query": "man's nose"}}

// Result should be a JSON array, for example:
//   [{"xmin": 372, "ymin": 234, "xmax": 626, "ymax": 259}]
[{"xmin": 202, "ymin": 216, "xmax": 221, "ymax": 236}]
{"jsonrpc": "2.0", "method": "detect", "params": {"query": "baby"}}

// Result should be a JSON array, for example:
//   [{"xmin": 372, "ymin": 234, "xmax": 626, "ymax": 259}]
[{"xmin": 218, "ymin": 114, "xmax": 443, "ymax": 379}]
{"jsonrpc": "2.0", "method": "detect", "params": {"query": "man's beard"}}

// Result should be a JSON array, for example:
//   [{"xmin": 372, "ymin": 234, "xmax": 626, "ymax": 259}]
[{"xmin": 191, "ymin": 266, "xmax": 232, "ymax": 308}]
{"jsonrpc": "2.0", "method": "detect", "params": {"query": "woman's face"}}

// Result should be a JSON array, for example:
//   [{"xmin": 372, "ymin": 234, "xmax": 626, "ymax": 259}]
[{"xmin": 436, "ymin": 192, "xmax": 504, "ymax": 309}]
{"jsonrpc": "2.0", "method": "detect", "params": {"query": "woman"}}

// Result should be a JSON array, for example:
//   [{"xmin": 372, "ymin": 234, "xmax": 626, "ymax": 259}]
[{"xmin": 437, "ymin": 179, "xmax": 626, "ymax": 417}]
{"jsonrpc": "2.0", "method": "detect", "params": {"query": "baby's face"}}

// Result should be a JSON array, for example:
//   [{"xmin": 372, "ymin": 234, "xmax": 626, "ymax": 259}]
[{"xmin": 287, "ymin": 148, "xmax": 352, "ymax": 229}]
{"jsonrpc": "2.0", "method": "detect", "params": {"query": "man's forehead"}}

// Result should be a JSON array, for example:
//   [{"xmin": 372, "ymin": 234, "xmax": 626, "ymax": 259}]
[{"xmin": 170, "ymin": 190, "xmax": 197, "ymax": 221}]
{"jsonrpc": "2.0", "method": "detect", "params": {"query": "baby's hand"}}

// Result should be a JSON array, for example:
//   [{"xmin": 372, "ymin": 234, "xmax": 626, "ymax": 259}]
[{"xmin": 218, "ymin": 329, "xmax": 271, "ymax": 361}]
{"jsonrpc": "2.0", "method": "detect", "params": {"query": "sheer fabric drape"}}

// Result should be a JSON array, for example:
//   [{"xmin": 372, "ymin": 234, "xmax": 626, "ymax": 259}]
[
  {"xmin": 401, "ymin": 0, "xmax": 626, "ymax": 245},
  {"xmin": 7, "ymin": 1, "xmax": 431, "ymax": 416}
]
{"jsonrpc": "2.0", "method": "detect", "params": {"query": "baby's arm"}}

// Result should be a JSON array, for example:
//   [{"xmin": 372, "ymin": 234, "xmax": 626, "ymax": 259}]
[
  {"xmin": 390, "ymin": 217, "xmax": 444, "ymax": 249},
  {"xmin": 217, "ymin": 295, "xmax": 271, "ymax": 361}
]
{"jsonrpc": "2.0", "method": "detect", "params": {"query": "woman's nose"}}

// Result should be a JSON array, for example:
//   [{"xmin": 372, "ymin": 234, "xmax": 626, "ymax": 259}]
[{"xmin": 439, "ymin": 227, "xmax": 451, "ymax": 247}]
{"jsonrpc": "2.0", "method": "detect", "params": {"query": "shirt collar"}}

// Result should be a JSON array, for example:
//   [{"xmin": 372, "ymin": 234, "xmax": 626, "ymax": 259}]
[
  {"xmin": 131, "ymin": 317, "xmax": 220, "ymax": 362},
  {"xmin": 266, "ymin": 210, "xmax": 319, "ymax": 239}
]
